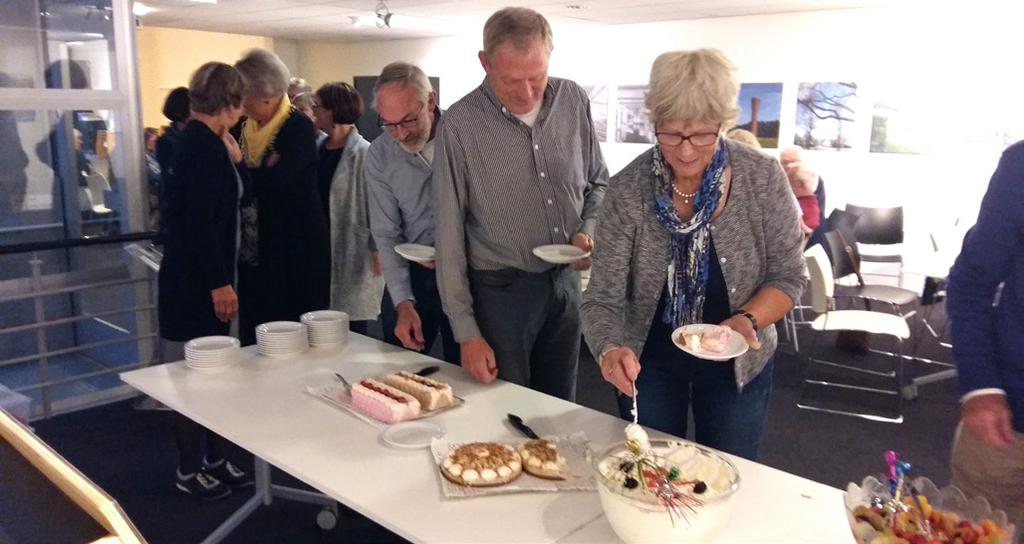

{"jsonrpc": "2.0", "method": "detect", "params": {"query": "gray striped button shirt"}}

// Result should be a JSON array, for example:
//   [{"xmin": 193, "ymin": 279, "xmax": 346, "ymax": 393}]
[{"xmin": 433, "ymin": 77, "xmax": 609, "ymax": 341}]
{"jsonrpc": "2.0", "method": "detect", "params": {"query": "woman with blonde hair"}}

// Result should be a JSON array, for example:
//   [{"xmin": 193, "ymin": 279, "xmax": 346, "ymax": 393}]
[{"xmin": 581, "ymin": 49, "xmax": 806, "ymax": 460}]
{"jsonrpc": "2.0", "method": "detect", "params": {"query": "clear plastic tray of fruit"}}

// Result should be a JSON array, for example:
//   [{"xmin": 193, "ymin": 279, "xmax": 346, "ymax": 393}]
[{"xmin": 844, "ymin": 475, "xmax": 1015, "ymax": 544}]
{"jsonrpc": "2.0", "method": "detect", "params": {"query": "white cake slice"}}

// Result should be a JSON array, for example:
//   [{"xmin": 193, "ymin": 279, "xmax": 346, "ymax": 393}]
[{"xmin": 381, "ymin": 371, "xmax": 454, "ymax": 411}]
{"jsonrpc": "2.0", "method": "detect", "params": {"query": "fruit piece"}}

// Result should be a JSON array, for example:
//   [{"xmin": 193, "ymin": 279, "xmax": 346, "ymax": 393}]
[{"xmin": 693, "ymin": 480, "xmax": 707, "ymax": 494}]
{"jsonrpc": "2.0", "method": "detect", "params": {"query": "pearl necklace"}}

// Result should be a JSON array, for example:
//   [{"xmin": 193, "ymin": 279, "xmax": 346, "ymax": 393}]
[{"xmin": 672, "ymin": 184, "xmax": 698, "ymax": 204}]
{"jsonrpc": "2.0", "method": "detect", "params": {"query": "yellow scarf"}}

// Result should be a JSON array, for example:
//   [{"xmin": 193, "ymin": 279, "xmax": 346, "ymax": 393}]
[{"xmin": 241, "ymin": 94, "xmax": 292, "ymax": 167}]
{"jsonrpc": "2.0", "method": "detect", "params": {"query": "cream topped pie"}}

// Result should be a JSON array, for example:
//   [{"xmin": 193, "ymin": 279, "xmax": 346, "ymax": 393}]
[
  {"xmin": 440, "ymin": 442, "xmax": 523, "ymax": 487},
  {"xmin": 517, "ymin": 439, "xmax": 567, "ymax": 480}
]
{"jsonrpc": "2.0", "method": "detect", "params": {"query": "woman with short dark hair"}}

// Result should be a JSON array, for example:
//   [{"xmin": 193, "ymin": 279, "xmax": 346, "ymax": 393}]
[
  {"xmin": 314, "ymin": 81, "xmax": 383, "ymax": 334},
  {"xmin": 233, "ymin": 49, "xmax": 331, "ymax": 344},
  {"xmin": 159, "ymin": 61, "xmax": 252, "ymax": 500},
  {"xmin": 156, "ymin": 86, "xmax": 191, "ymax": 239}
]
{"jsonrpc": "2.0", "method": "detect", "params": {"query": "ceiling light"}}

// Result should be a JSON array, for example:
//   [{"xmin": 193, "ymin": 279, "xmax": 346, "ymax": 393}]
[
  {"xmin": 191, "ymin": 0, "xmax": 218, "ymax": 4},
  {"xmin": 375, "ymin": 0, "xmax": 393, "ymax": 28},
  {"xmin": 133, "ymin": 2, "xmax": 157, "ymax": 16}
]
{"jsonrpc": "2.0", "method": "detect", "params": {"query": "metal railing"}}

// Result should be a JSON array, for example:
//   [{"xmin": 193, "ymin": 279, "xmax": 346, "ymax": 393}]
[{"xmin": 0, "ymin": 232, "xmax": 159, "ymax": 420}]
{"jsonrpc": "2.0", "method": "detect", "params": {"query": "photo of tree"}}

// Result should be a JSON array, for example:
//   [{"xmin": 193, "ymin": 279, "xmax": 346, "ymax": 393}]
[
  {"xmin": 582, "ymin": 85, "xmax": 609, "ymax": 142},
  {"xmin": 870, "ymin": 87, "xmax": 936, "ymax": 154},
  {"xmin": 794, "ymin": 82, "xmax": 857, "ymax": 150},
  {"xmin": 736, "ymin": 83, "xmax": 782, "ymax": 148},
  {"xmin": 615, "ymin": 85, "xmax": 654, "ymax": 144}
]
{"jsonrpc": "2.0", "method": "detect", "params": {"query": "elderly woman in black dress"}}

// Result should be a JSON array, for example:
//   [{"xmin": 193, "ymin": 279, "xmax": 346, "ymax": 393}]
[{"xmin": 234, "ymin": 49, "xmax": 330, "ymax": 344}]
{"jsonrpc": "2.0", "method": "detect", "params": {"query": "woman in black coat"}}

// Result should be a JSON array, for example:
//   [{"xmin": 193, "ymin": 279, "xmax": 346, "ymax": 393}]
[
  {"xmin": 158, "ymin": 62, "xmax": 252, "ymax": 501},
  {"xmin": 234, "ymin": 49, "xmax": 330, "ymax": 345}
]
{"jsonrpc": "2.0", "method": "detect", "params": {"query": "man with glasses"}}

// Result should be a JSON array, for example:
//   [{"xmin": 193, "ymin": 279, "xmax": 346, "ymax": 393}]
[
  {"xmin": 365, "ymin": 62, "xmax": 458, "ymax": 364},
  {"xmin": 433, "ymin": 7, "xmax": 609, "ymax": 400}
]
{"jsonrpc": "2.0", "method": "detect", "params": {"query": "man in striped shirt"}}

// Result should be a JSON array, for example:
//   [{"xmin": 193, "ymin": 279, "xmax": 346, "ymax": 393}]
[{"xmin": 433, "ymin": 7, "xmax": 609, "ymax": 400}]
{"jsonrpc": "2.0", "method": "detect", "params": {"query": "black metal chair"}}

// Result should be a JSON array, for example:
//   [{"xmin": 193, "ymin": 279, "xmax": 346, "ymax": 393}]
[
  {"xmin": 844, "ymin": 204, "xmax": 904, "ymax": 266},
  {"xmin": 822, "ymin": 229, "xmax": 918, "ymax": 317}
]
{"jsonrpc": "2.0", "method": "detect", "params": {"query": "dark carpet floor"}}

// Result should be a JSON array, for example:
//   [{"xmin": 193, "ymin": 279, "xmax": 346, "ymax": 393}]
[{"xmin": 4, "ymin": 311, "xmax": 961, "ymax": 544}]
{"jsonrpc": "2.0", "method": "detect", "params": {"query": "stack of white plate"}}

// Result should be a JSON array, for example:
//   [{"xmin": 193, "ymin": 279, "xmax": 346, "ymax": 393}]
[
  {"xmin": 300, "ymin": 310, "xmax": 349, "ymax": 347},
  {"xmin": 255, "ymin": 321, "xmax": 309, "ymax": 358},
  {"xmin": 184, "ymin": 336, "xmax": 240, "ymax": 372}
]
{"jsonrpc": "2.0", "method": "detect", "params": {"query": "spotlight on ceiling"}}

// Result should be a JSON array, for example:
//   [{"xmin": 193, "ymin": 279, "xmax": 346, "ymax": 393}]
[{"xmin": 374, "ymin": 0, "xmax": 392, "ymax": 28}]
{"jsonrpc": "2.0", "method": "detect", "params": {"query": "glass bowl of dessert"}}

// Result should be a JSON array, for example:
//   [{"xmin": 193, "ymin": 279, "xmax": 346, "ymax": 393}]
[
  {"xmin": 592, "ymin": 438, "xmax": 741, "ymax": 543},
  {"xmin": 845, "ymin": 475, "xmax": 1016, "ymax": 544}
]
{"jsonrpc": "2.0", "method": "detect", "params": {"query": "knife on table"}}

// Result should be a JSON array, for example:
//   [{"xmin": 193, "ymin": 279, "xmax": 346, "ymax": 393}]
[
  {"xmin": 507, "ymin": 413, "xmax": 540, "ymax": 439},
  {"xmin": 415, "ymin": 365, "xmax": 440, "ymax": 377}
]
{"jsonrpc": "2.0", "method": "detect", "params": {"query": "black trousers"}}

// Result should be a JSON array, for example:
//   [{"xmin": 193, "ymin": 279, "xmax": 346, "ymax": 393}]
[
  {"xmin": 468, "ymin": 266, "xmax": 581, "ymax": 401},
  {"xmin": 381, "ymin": 265, "xmax": 459, "ymax": 364}
]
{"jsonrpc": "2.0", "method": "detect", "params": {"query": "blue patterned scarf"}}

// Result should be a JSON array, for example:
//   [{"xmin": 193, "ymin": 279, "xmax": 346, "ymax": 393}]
[{"xmin": 651, "ymin": 142, "xmax": 729, "ymax": 327}]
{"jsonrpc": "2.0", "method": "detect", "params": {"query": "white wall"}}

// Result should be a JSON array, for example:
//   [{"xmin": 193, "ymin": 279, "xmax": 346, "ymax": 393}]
[{"xmin": 295, "ymin": 4, "xmax": 1024, "ymax": 263}]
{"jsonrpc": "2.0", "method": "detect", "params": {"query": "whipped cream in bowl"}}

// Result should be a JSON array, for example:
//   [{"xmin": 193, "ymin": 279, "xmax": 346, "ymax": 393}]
[{"xmin": 592, "ymin": 438, "xmax": 740, "ymax": 543}]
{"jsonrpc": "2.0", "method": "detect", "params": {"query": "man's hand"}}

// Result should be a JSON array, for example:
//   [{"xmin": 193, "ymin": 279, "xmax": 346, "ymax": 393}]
[
  {"xmin": 570, "ymin": 232, "xmax": 593, "ymax": 271},
  {"xmin": 418, "ymin": 260, "xmax": 436, "ymax": 270},
  {"xmin": 395, "ymin": 300, "xmax": 425, "ymax": 351},
  {"xmin": 962, "ymin": 393, "xmax": 1016, "ymax": 448},
  {"xmin": 371, "ymin": 251, "xmax": 382, "ymax": 276},
  {"xmin": 720, "ymin": 313, "xmax": 761, "ymax": 349},
  {"xmin": 210, "ymin": 285, "xmax": 238, "ymax": 322},
  {"xmin": 599, "ymin": 347, "xmax": 641, "ymax": 395},
  {"xmin": 461, "ymin": 336, "xmax": 498, "ymax": 384}
]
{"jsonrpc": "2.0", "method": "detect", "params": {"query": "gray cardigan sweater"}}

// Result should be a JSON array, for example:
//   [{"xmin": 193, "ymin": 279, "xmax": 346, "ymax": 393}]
[{"xmin": 580, "ymin": 140, "xmax": 807, "ymax": 390}]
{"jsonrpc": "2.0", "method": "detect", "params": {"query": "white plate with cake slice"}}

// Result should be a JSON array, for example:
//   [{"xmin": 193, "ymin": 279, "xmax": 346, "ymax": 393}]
[{"xmin": 671, "ymin": 324, "xmax": 748, "ymax": 361}]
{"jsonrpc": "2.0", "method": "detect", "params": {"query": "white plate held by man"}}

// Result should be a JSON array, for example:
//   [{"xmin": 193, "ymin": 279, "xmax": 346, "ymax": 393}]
[
  {"xmin": 394, "ymin": 243, "xmax": 436, "ymax": 263},
  {"xmin": 671, "ymin": 324, "xmax": 749, "ymax": 361},
  {"xmin": 532, "ymin": 244, "xmax": 590, "ymax": 264}
]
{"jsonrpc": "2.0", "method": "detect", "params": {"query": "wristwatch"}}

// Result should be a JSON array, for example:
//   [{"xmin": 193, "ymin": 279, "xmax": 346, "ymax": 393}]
[{"xmin": 730, "ymin": 309, "xmax": 758, "ymax": 331}]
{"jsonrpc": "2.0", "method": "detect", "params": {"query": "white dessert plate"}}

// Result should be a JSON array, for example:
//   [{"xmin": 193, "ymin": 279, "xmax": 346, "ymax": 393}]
[
  {"xmin": 301, "ymin": 310, "xmax": 348, "ymax": 323},
  {"xmin": 185, "ymin": 336, "xmax": 239, "ymax": 353},
  {"xmin": 671, "ymin": 324, "xmax": 748, "ymax": 361},
  {"xmin": 394, "ymin": 244, "xmax": 436, "ymax": 263},
  {"xmin": 532, "ymin": 244, "xmax": 589, "ymax": 264},
  {"xmin": 381, "ymin": 421, "xmax": 446, "ymax": 449}
]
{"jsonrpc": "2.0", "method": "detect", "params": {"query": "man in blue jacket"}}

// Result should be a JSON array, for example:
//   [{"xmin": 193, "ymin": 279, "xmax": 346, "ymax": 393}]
[{"xmin": 947, "ymin": 140, "xmax": 1024, "ymax": 527}]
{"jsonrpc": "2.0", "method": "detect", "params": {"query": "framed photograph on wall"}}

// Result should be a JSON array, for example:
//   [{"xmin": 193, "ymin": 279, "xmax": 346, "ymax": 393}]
[
  {"xmin": 614, "ymin": 85, "xmax": 654, "ymax": 144},
  {"xmin": 736, "ymin": 83, "xmax": 782, "ymax": 148},
  {"xmin": 353, "ymin": 75, "xmax": 440, "ymax": 143},
  {"xmin": 794, "ymin": 82, "xmax": 857, "ymax": 150}
]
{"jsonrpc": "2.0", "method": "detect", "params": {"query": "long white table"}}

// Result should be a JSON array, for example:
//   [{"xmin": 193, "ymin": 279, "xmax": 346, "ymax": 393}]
[{"xmin": 121, "ymin": 334, "xmax": 856, "ymax": 543}]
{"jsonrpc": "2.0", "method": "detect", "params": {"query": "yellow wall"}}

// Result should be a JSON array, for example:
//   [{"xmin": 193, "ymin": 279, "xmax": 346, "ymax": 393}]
[{"xmin": 136, "ymin": 26, "xmax": 273, "ymax": 128}]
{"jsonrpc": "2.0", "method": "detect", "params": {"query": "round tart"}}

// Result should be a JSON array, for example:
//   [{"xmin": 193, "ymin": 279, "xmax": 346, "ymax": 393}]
[
  {"xmin": 440, "ymin": 442, "xmax": 522, "ymax": 487},
  {"xmin": 518, "ymin": 439, "xmax": 567, "ymax": 480}
]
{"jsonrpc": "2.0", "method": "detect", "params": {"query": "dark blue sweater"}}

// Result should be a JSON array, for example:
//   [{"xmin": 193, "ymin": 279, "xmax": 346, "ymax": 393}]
[{"xmin": 948, "ymin": 140, "xmax": 1024, "ymax": 432}]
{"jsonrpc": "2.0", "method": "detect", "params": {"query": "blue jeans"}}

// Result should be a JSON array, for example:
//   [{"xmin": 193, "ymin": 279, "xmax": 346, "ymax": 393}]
[{"xmin": 616, "ymin": 351, "xmax": 774, "ymax": 462}]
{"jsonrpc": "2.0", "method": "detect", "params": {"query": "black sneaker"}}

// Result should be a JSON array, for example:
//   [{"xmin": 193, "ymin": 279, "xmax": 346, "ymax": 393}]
[
  {"xmin": 204, "ymin": 459, "xmax": 254, "ymax": 488},
  {"xmin": 176, "ymin": 469, "xmax": 231, "ymax": 501}
]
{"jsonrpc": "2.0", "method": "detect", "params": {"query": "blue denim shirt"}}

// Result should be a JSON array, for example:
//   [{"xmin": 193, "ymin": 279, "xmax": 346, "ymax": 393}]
[
  {"xmin": 948, "ymin": 140, "xmax": 1024, "ymax": 432},
  {"xmin": 365, "ymin": 120, "xmax": 438, "ymax": 307}
]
